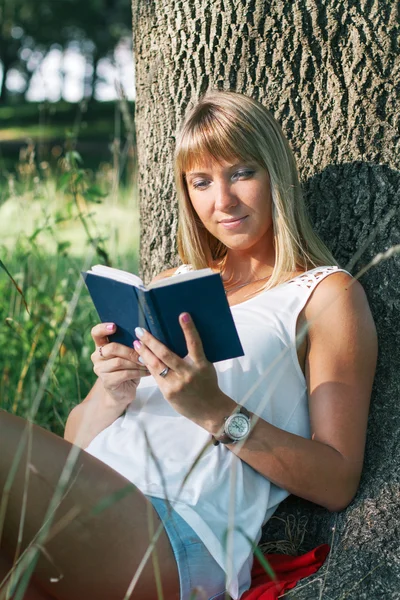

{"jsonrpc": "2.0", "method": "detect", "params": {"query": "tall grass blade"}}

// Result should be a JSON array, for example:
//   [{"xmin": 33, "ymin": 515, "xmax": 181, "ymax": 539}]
[
  {"xmin": 89, "ymin": 483, "xmax": 137, "ymax": 517},
  {"xmin": 0, "ymin": 259, "xmax": 29, "ymax": 314}
]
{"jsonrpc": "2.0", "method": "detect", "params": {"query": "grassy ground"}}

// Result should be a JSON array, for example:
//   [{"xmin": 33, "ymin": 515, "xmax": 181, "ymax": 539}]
[
  {"xmin": 0, "ymin": 101, "xmax": 139, "ymax": 436},
  {"xmin": 0, "ymin": 100, "xmax": 132, "ymax": 140},
  {"xmin": 0, "ymin": 189, "xmax": 139, "ymax": 436},
  {"xmin": 0, "ymin": 100, "xmax": 135, "ymax": 176}
]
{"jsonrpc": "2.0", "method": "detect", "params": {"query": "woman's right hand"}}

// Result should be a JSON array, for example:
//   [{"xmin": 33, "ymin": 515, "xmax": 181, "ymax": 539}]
[{"xmin": 91, "ymin": 323, "xmax": 151, "ymax": 409}]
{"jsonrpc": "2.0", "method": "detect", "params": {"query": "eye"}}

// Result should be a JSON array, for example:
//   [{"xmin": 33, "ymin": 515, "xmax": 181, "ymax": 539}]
[
  {"xmin": 191, "ymin": 179, "xmax": 210, "ymax": 190},
  {"xmin": 232, "ymin": 169, "xmax": 255, "ymax": 181}
]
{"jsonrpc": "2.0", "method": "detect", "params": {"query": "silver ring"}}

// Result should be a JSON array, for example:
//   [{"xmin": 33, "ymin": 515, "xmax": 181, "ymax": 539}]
[
  {"xmin": 98, "ymin": 346, "xmax": 104, "ymax": 357},
  {"xmin": 159, "ymin": 367, "xmax": 169, "ymax": 377}
]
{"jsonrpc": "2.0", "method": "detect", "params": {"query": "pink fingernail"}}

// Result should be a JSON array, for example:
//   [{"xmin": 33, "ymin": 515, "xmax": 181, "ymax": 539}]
[
  {"xmin": 133, "ymin": 340, "xmax": 142, "ymax": 351},
  {"xmin": 106, "ymin": 324, "xmax": 115, "ymax": 331},
  {"xmin": 182, "ymin": 313, "xmax": 190, "ymax": 323}
]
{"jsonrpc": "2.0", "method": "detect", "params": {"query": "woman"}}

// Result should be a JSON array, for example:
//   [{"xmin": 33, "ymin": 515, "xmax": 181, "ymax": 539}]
[{"xmin": 0, "ymin": 91, "xmax": 377, "ymax": 600}]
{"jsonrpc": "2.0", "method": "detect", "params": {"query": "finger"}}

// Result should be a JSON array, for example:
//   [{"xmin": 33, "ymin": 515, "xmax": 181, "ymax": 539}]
[
  {"xmin": 133, "ymin": 340, "xmax": 168, "ymax": 377},
  {"xmin": 133, "ymin": 327, "xmax": 183, "ymax": 372},
  {"xmin": 93, "ymin": 342, "xmax": 141, "ymax": 364},
  {"xmin": 93, "ymin": 357, "xmax": 150, "ymax": 375},
  {"xmin": 101, "ymin": 370, "xmax": 144, "ymax": 390},
  {"xmin": 97, "ymin": 368, "xmax": 151, "ymax": 382},
  {"xmin": 91, "ymin": 322, "xmax": 116, "ymax": 348},
  {"xmin": 179, "ymin": 313, "xmax": 206, "ymax": 363}
]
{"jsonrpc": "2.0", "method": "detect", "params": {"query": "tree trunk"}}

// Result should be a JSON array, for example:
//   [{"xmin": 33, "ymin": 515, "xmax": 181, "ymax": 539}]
[
  {"xmin": 0, "ymin": 58, "xmax": 10, "ymax": 104},
  {"xmin": 89, "ymin": 51, "xmax": 100, "ymax": 102},
  {"xmin": 131, "ymin": 1, "xmax": 400, "ymax": 597},
  {"xmin": 83, "ymin": 51, "xmax": 99, "ymax": 101}
]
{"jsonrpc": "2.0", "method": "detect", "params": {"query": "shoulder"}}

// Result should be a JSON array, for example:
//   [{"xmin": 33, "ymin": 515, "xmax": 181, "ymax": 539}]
[
  {"xmin": 306, "ymin": 270, "xmax": 366, "ymax": 314},
  {"xmin": 304, "ymin": 270, "xmax": 377, "ymax": 346},
  {"xmin": 150, "ymin": 266, "xmax": 180, "ymax": 285}
]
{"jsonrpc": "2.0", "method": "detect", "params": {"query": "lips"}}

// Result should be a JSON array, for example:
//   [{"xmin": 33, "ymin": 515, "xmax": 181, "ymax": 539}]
[
  {"xmin": 219, "ymin": 216, "xmax": 247, "ymax": 223},
  {"xmin": 219, "ymin": 216, "xmax": 248, "ymax": 229}
]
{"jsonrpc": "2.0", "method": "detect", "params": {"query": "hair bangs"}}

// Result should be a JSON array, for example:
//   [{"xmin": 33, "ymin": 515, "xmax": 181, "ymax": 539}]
[{"xmin": 175, "ymin": 106, "xmax": 260, "ymax": 175}]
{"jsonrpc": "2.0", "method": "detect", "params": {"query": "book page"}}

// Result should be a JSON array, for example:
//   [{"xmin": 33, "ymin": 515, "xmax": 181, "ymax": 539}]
[
  {"xmin": 89, "ymin": 265, "xmax": 145, "ymax": 288},
  {"xmin": 147, "ymin": 268, "xmax": 215, "ymax": 289}
]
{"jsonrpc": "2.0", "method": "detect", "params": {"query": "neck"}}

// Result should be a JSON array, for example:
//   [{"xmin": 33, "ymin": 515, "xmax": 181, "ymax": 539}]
[{"xmin": 217, "ymin": 250, "xmax": 276, "ymax": 283}]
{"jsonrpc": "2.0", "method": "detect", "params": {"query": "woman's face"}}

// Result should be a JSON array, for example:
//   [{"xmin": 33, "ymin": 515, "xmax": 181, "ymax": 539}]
[{"xmin": 185, "ymin": 157, "xmax": 273, "ymax": 254}]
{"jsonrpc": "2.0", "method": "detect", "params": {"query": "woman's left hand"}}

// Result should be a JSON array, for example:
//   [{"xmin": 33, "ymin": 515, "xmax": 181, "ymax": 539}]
[{"xmin": 133, "ymin": 312, "xmax": 233, "ymax": 430}]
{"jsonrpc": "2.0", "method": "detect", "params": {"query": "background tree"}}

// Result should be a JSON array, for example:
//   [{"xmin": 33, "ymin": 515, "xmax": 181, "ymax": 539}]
[
  {"xmin": 0, "ymin": 0, "xmax": 131, "ymax": 103},
  {"xmin": 0, "ymin": 0, "xmax": 56, "ymax": 102},
  {"xmin": 55, "ymin": 0, "xmax": 132, "ymax": 101},
  {"xmin": 131, "ymin": 0, "xmax": 400, "ymax": 597}
]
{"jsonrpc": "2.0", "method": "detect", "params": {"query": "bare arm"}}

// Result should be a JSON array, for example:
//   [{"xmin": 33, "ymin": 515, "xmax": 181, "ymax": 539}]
[
  {"xmin": 207, "ymin": 273, "xmax": 378, "ymax": 511},
  {"xmin": 64, "ymin": 267, "xmax": 178, "ymax": 448},
  {"xmin": 64, "ymin": 379, "xmax": 124, "ymax": 448}
]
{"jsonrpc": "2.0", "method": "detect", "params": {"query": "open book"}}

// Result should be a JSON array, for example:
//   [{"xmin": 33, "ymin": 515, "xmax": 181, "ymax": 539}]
[{"xmin": 82, "ymin": 265, "xmax": 244, "ymax": 363}]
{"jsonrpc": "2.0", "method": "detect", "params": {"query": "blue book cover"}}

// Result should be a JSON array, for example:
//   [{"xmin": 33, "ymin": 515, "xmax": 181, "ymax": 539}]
[{"xmin": 82, "ymin": 266, "xmax": 244, "ymax": 363}]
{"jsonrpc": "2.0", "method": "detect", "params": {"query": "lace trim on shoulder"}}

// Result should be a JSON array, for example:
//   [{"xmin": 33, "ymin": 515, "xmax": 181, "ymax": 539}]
[
  {"xmin": 173, "ymin": 264, "xmax": 194, "ymax": 276},
  {"xmin": 174, "ymin": 265, "xmax": 344, "ymax": 287},
  {"xmin": 287, "ymin": 266, "xmax": 339, "ymax": 289}
]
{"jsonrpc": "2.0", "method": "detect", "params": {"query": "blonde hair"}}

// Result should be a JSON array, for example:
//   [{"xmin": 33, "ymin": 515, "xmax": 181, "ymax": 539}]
[{"xmin": 174, "ymin": 90, "xmax": 338, "ymax": 290}]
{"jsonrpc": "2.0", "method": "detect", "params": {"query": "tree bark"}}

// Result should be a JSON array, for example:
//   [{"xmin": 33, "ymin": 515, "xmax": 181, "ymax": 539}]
[
  {"xmin": 0, "ymin": 57, "xmax": 10, "ymax": 104},
  {"xmin": 88, "ymin": 51, "xmax": 100, "ymax": 102},
  {"xmin": 131, "ymin": 1, "xmax": 400, "ymax": 597}
]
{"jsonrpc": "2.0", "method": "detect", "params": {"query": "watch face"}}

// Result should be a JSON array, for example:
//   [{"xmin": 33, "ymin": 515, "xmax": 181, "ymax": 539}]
[{"xmin": 226, "ymin": 414, "xmax": 251, "ymax": 440}]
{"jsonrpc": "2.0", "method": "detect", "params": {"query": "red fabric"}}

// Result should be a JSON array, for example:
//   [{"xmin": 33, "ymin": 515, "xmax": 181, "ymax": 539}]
[{"xmin": 241, "ymin": 544, "xmax": 330, "ymax": 599}]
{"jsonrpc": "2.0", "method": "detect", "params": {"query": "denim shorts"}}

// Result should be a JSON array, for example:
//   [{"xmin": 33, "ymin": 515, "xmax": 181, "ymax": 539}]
[{"xmin": 148, "ymin": 496, "xmax": 227, "ymax": 600}]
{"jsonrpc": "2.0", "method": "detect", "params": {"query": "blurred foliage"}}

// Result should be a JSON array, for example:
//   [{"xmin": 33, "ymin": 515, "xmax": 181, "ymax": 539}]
[
  {"xmin": 0, "ymin": 245, "xmax": 98, "ymax": 434},
  {"xmin": 0, "ymin": 98, "xmax": 136, "ymax": 193},
  {"xmin": 0, "ymin": 99, "xmax": 134, "ymax": 132},
  {"xmin": 0, "ymin": 0, "xmax": 132, "ymax": 102},
  {"xmin": 0, "ymin": 105, "xmax": 139, "ymax": 435}
]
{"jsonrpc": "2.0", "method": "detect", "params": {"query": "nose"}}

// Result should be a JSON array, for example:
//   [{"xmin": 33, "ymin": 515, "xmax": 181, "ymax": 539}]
[{"xmin": 214, "ymin": 179, "xmax": 239, "ymax": 212}]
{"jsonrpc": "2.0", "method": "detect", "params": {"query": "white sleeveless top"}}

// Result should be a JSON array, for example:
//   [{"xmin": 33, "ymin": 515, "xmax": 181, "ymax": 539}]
[{"xmin": 85, "ymin": 265, "xmax": 350, "ymax": 599}]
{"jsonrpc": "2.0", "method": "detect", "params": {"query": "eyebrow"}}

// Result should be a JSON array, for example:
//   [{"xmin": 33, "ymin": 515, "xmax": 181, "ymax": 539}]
[
  {"xmin": 185, "ymin": 162, "xmax": 254, "ymax": 179},
  {"xmin": 185, "ymin": 171, "xmax": 209, "ymax": 179}
]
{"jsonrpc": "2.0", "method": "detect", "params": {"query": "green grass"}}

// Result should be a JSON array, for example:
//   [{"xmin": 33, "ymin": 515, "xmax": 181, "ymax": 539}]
[
  {"xmin": 0, "ymin": 120, "xmax": 114, "ymax": 142},
  {"xmin": 0, "ymin": 100, "xmax": 136, "ymax": 175},
  {"xmin": 0, "ymin": 100, "xmax": 134, "ymax": 137},
  {"xmin": 0, "ymin": 133, "xmax": 139, "ymax": 436},
  {"xmin": 0, "ymin": 181, "xmax": 139, "ymax": 259}
]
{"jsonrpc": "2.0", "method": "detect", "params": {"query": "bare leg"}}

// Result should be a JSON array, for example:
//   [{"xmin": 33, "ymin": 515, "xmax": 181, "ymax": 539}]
[
  {"xmin": 0, "ymin": 554, "xmax": 54, "ymax": 599},
  {"xmin": 0, "ymin": 412, "xmax": 180, "ymax": 600}
]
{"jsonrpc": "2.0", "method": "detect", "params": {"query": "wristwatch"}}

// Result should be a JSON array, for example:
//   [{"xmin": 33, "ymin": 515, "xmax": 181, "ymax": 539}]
[{"xmin": 212, "ymin": 406, "xmax": 253, "ymax": 446}]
